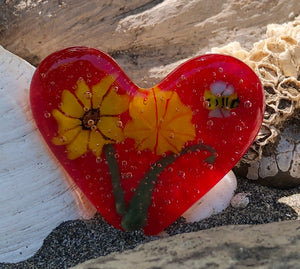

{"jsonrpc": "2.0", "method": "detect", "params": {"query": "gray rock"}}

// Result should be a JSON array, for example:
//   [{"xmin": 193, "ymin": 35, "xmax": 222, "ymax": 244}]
[{"xmin": 72, "ymin": 220, "xmax": 300, "ymax": 269}]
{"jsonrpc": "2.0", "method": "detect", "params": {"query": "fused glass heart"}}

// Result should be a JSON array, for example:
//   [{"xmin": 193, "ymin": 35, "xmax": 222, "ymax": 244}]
[{"xmin": 30, "ymin": 47, "xmax": 264, "ymax": 235}]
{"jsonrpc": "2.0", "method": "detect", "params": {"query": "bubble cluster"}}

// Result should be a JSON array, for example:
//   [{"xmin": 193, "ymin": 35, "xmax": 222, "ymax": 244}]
[{"xmin": 235, "ymin": 125, "xmax": 242, "ymax": 132}]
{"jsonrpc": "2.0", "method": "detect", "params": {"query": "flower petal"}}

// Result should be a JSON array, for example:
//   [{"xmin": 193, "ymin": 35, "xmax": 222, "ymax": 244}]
[
  {"xmin": 162, "ymin": 92, "xmax": 193, "ymax": 125},
  {"xmin": 123, "ymin": 120, "xmax": 151, "ymax": 138},
  {"xmin": 92, "ymin": 75, "xmax": 115, "ymax": 109},
  {"xmin": 158, "ymin": 91, "xmax": 195, "ymax": 153},
  {"xmin": 75, "ymin": 79, "xmax": 91, "ymax": 110},
  {"xmin": 52, "ymin": 109, "xmax": 82, "ymax": 134},
  {"xmin": 124, "ymin": 120, "xmax": 156, "ymax": 152},
  {"xmin": 98, "ymin": 116, "xmax": 124, "ymax": 142},
  {"xmin": 156, "ymin": 133, "xmax": 178, "ymax": 155},
  {"xmin": 160, "ymin": 112, "xmax": 195, "ymax": 153},
  {"xmin": 89, "ymin": 130, "xmax": 108, "ymax": 157},
  {"xmin": 66, "ymin": 130, "xmax": 89, "ymax": 159},
  {"xmin": 124, "ymin": 93, "xmax": 157, "ymax": 152},
  {"xmin": 126, "ymin": 92, "xmax": 155, "ymax": 129},
  {"xmin": 124, "ymin": 87, "xmax": 195, "ymax": 155},
  {"xmin": 152, "ymin": 87, "xmax": 173, "ymax": 122},
  {"xmin": 60, "ymin": 90, "xmax": 84, "ymax": 118},
  {"xmin": 162, "ymin": 113, "xmax": 195, "ymax": 140},
  {"xmin": 159, "ymin": 130, "xmax": 194, "ymax": 154},
  {"xmin": 52, "ymin": 126, "xmax": 82, "ymax": 145},
  {"xmin": 100, "ymin": 90, "xmax": 130, "ymax": 115}
]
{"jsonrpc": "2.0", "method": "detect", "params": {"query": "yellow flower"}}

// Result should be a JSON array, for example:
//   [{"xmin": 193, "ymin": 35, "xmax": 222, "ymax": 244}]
[
  {"xmin": 52, "ymin": 76, "xmax": 130, "ymax": 160},
  {"xmin": 124, "ymin": 87, "xmax": 195, "ymax": 155}
]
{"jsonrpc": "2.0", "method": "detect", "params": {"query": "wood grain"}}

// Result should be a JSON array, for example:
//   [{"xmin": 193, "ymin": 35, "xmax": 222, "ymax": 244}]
[
  {"xmin": 1, "ymin": 0, "xmax": 300, "ymax": 88},
  {"xmin": 0, "ymin": 46, "xmax": 95, "ymax": 263}
]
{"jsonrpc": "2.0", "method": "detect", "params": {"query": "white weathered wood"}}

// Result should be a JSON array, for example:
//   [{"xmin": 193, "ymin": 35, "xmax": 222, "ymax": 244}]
[{"xmin": 0, "ymin": 46, "xmax": 96, "ymax": 263}]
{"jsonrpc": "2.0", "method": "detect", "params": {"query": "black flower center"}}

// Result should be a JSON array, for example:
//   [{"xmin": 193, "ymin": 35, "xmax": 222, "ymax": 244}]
[{"xmin": 81, "ymin": 108, "xmax": 100, "ymax": 130}]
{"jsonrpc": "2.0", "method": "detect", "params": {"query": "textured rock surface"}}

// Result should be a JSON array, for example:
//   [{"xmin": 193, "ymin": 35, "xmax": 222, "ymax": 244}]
[{"xmin": 72, "ymin": 220, "xmax": 300, "ymax": 269}]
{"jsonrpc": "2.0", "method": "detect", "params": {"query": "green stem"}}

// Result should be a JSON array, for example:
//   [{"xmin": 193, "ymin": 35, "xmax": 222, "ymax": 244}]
[
  {"xmin": 121, "ymin": 143, "xmax": 216, "ymax": 231},
  {"xmin": 104, "ymin": 144, "xmax": 127, "ymax": 216}
]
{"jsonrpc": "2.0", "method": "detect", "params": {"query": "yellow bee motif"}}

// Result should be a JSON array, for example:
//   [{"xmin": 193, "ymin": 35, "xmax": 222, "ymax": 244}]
[{"xmin": 204, "ymin": 81, "xmax": 240, "ymax": 118}]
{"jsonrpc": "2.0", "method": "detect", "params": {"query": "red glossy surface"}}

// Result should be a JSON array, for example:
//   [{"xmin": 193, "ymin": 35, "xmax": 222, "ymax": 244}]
[{"xmin": 30, "ymin": 47, "xmax": 264, "ymax": 235}]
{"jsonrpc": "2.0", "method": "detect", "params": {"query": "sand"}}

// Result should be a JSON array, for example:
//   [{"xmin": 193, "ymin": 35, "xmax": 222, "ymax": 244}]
[{"xmin": 0, "ymin": 177, "xmax": 299, "ymax": 269}]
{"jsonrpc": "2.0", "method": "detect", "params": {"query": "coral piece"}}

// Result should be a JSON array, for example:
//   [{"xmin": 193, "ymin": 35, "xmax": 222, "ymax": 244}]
[{"xmin": 212, "ymin": 19, "xmax": 300, "ymax": 187}]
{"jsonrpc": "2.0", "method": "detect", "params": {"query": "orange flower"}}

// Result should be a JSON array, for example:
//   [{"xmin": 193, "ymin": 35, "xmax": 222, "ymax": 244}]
[
  {"xmin": 52, "ymin": 76, "xmax": 130, "ymax": 160},
  {"xmin": 124, "ymin": 87, "xmax": 195, "ymax": 155}
]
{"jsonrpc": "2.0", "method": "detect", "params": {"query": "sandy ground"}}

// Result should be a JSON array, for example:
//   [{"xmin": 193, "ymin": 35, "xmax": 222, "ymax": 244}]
[{"xmin": 0, "ymin": 177, "xmax": 299, "ymax": 268}]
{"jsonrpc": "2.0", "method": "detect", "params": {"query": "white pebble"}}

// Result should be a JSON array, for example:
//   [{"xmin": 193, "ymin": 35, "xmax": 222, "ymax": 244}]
[
  {"xmin": 230, "ymin": 192, "xmax": 250, "ymax": 209},
  {"xmin": 182, "ymin": 170, "xmax": 237, "ymax": 222}
]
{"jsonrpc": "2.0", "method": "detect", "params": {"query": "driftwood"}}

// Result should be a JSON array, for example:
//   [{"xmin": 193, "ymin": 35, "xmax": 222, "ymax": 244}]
[
  {"xmin": 0, "ymin": 46, "xmax": 96, "ymax": 262},
  {"xmin": 1, "ymin": 0, "xmax": 300, "ymax": 87}
]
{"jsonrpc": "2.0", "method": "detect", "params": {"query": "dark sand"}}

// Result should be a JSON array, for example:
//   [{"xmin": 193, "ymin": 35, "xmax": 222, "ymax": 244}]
[{"xmin": 1, "ymin": 177, "xmax": 299, "ymax": 269}]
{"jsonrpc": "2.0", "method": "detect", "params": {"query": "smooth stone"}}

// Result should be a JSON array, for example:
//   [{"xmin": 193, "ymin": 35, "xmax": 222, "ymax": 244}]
[
  {"xmin": 182, "ymin": 170, "xmax": 237, "ymax": 222},
  {"xmin": 72, "ymin": 220, "xmax": 300, "ymax": 269}
]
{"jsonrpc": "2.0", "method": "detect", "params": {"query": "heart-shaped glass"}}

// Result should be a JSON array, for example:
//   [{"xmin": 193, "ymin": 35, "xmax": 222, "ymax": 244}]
[{"xmin": 30, "ymin": 47, "xmax": 264, "ymax": 235}]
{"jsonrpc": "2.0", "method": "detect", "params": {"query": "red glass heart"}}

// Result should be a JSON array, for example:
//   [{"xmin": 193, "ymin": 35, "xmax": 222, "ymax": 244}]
[{"xmin": 30, "ymin": 47, "xmax": 264, "ymax": 235}]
